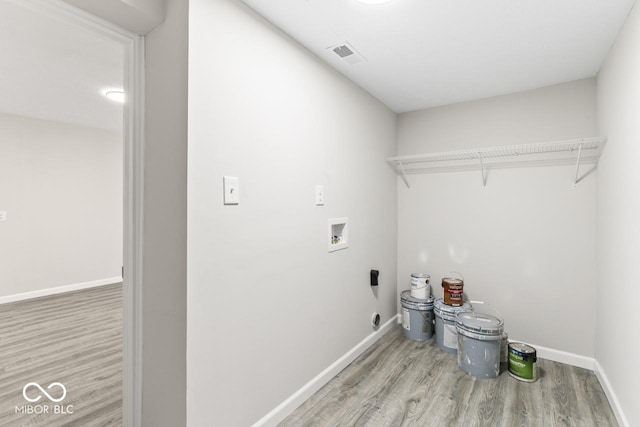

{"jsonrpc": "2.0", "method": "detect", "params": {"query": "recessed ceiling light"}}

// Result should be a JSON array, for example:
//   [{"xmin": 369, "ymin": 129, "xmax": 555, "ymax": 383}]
[{"xmin": 105, "ymin": 90, "xmax": 125, "ymax": 103}]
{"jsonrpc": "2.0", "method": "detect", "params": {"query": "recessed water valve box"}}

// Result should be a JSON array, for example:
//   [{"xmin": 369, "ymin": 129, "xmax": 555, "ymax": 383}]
[{"xmin": 328, "ymin": 217, "xmax": 348, "ymax": 252}]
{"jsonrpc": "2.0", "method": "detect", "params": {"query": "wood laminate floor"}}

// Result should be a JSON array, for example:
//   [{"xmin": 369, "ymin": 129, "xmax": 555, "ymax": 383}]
[
  {"xmin": 280, "ymin": 325, "xmax": 617, "ymax": 427},
  {"xmin": 0, "ymin": 283, "xmax": 122, "ymax": 427}
]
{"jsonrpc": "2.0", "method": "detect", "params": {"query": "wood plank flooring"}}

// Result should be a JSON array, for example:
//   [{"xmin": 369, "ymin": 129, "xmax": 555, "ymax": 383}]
[
  {"xmin": 280, "ymin": 325, "xmax": 617, "ymax": 427},
  {"xmin": 0, "ymin": 283, "xmax": 122, "ymax": 427}
]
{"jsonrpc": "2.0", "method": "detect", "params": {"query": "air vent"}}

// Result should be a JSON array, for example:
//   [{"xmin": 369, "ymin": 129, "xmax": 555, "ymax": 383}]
[
  {"xmin": 327, "ymin": 42, "xmax": 365, "ymax": 65},
  {"xmin": 333, "ymin": 45, "xmax": 354, "ymax": 58}
]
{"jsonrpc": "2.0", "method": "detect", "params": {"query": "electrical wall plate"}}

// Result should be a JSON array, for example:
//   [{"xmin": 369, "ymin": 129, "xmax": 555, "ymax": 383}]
[
  {"xmin": 328, "ymin": 217, "xmax": 348, "ymax": 252},
  {"xmin": 223, "ymin": 176, "xmax": 239, "ymax": 205},
  {"xmin": 315, "ymin": 185, "xmax": 324, "ymax": 206}
]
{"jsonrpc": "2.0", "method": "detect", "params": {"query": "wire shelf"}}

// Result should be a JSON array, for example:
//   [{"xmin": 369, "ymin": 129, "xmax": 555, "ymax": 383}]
[{"xmin": 386, "ymin": 137, "xmax": 606, "ymax": 188}]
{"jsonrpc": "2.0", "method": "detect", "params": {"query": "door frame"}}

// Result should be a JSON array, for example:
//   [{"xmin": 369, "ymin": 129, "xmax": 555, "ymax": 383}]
[{"xmin": 17, "ymin": 1, "xmax": 145, "ymax": 425}]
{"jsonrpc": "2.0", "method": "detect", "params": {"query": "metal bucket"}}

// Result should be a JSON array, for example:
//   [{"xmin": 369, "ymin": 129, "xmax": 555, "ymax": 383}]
[
  {"xmin": 456, "ymin": 311, "xmax": 504, "ymax": 379},
  {"xmin": 400, "ymin": 290, "xmax": 434, "ymax": 341},
  {"xmin": 433, "ymin": 298, "xmax": 472, "ymax": 354},
  {"xmin": 508, "ymin": 342, "xmax": 538, "ymax": 382},
  {"xmin": 501, "ymin": 332, "xmax": 509, "ymax": 372},
  {"xmin": 441, "ymin": 272, "xmax": 464, "ymax": 306}
]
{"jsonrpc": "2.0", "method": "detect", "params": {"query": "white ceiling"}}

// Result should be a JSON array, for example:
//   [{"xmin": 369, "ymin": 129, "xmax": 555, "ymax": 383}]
[
  {"xmin": 241, "ymin": 0, "xmax": 637, "ymax": 113},
  {"xmin": 62, "ymin": 0, "xmax": 166, "ymax": 35},
  {"xmin": 0, "ymin": 0, "xmax": 123, "ymax": 131},
  {"xmin": 1, "ymin": 1, "xmax": 634, "ymax": 129}
]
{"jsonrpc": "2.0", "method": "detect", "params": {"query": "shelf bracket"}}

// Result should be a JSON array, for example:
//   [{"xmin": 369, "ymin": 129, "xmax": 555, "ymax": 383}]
[
  {"xmin": 573, "ymin": 144, "xmax": 583, "ymax": 188},
  {"xmin": 479, "ymin": 154, "xmax": 487, "ymax": 189},
  {"xmin": 397, "ymin": 161, "xmax": 411, "ymax": 188}
]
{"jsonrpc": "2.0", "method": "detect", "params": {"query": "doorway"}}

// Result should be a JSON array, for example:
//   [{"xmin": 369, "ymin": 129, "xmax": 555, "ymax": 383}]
[{"xmin": 0, "ymin": 0, "xmax": 143, "ymax": 425}]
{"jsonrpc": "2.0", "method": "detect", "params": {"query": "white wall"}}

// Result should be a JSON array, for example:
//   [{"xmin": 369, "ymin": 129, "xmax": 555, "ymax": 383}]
[
  {"xmin": 397, "ymin": 79, "xmax": 599, "ymax": 357},
  {"xmin": 143, "ymin": 0, "xmax": 188, "ymax": 425},
  {"xmin": 0, "ymin": 113, "xmax": 122, "ymax": 297},
  {"xmin": 187, "ymin": 1, "xmax": 397, "ymax": 425},
  {"xmin": 596, "ymin": 2, "xmax": 640, "ymax": 426}
]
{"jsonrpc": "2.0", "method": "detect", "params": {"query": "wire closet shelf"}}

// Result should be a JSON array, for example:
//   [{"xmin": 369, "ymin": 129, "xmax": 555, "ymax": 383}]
[{"xmin": 386, "ymin": 137, "xmax": 606, "ymax": 188}]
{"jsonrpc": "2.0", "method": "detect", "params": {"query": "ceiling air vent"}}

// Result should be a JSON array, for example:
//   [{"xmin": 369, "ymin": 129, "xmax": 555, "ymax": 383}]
[{"xmin": 328, "ymin": 42, "xmax": 365, "ymax": 65}]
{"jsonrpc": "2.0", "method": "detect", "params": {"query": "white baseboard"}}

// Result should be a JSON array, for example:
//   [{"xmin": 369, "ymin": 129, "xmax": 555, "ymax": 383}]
[
  {"xmin": 512, "ymin": 341, "xmax": 595, "ymax": 370},
  {"xmin": 594, "ymin": 360, "xmax": 630, "ymax": 427},
  {"xmin": 0, "ymin": 276, "xmax": 123, "ymax": 304},
  {"xmin": 252, "ymin": 314, "xmax": 400, "ymax": 427}
]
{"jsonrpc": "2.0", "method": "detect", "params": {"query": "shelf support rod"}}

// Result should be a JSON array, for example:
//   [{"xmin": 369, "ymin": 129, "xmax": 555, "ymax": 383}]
[
  {"xmin": 479, "ymin": 154, "xmax": 487, "ymax": 188},
  {"xmin": 397, "ymin": 161, "xmax": 411, "ymax": 188},
  {"xmin": 573, "ymin": 144, "xmax": 583, "ymax": 187}
]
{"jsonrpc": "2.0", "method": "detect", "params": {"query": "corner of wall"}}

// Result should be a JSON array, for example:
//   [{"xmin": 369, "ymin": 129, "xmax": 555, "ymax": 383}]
[
  {"xmin": 594, "ymin": 361, "xmax": 630, "ymax": 427},
  {"xmin": 142, "ymin": 0, "xmax": 188, "ymax": 425}
]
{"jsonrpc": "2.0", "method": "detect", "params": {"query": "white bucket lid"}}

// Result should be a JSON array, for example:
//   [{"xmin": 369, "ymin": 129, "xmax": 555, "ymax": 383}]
[
  {"xmin": 455, "ymin": 312, "xmax": 504, "ymax": 338},
  {"xmin": 411, "ymin": 273, "xmax": 430, "ymax": 280},
  {"xmin": 400, "ymin": 290, "xmax": 434, "ymax": 310},
  {"xmin": 411, "ymin": 273, "xmax": 431, "ymax": 283},
  {"xmin": 433, "ymin": 298, "xmax": 472, "ymax": 317}
]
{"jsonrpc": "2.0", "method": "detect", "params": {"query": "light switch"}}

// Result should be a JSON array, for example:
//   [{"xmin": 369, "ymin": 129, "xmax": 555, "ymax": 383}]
[
  {"xmin": 315, "ymin": 185, "xmax": 324, "ymax": 206},
  {"xmin": 223, "ymin": 176, "xmax": 239, "ymax": 205},
  {"xmin": 0, "ymin": 211, "xmax": 5, "ymax": 221}
]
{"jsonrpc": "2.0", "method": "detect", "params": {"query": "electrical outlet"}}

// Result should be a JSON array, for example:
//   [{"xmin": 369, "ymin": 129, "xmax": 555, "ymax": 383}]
[
  {"xmin": 0, "ymin": 211, "xmax": 6, "ymax": 221},
  {"xmin": 315, "ymin": 185, "xmax": 324, "ymax": 206}
]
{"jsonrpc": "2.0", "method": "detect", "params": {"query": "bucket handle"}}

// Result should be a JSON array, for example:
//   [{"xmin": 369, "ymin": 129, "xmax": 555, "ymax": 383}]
[
  {"xmin": 442, "ymin": 271, "xmax": 464, "ymax": 286},
  {"xmin": 469, "ymin": 300, "xmax": 503, "ymax": 320}
]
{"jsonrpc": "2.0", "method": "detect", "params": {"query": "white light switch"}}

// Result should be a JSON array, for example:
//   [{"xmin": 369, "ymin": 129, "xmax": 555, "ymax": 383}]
[
  {"xmin": 315, "ymin": 185, "xmax": 324, "ymax": 206},
  {"xmin": 223, "ymin": 176, "xmax": 239, "ymax": 205},
  {"xmin": 0, "ymin": 211, "xmax": 5, "ymax": 221}
]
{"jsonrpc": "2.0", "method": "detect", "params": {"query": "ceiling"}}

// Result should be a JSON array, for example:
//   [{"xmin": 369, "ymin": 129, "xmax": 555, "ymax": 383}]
[
  {"xmin": 62, "ymin": 0, "xmax": 166, "ymax": 35},
  {"xmin": 1, "ymin": 1, "xmax": 635, "ymax": 129},
  {"xmin": 240, "ymin": 0, "xmax": 637, "ymax": 113},
  {"xmin": 0, "ymin": 0, "xmax": 123, "ymax": 132}
]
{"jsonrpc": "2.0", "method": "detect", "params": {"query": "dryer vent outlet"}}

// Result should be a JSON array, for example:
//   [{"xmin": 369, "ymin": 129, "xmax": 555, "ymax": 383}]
[{"xmin": 371, "ymin": 313, "xmax": 381, "ymax": 329}]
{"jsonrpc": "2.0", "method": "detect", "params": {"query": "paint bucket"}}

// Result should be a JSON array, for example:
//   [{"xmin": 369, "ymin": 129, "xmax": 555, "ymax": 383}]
[
  {"xmin": 410, "ymin": 273, "xmax": 430, "ymax": 299},
  {"xmin": 508, "ymin": 342, "xmax": 538, "ymax": 382},
  {"xmin": 501, "ymin": 332, "xmax": 509, "ymax": 372},
  {"xmin": 400, "ymin": 290, "xmax": 434, "ymax": 341},
  {"xmin": 433, "ymin": 298, "xmax": 473, "ymax": 354},
  {"xmin": 456, "ymin": 311, "xmax": 504, "ymax": 379},
  {"xmin": 441, "ymin": 272, "xmax": 464, "ymax": 306}
]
